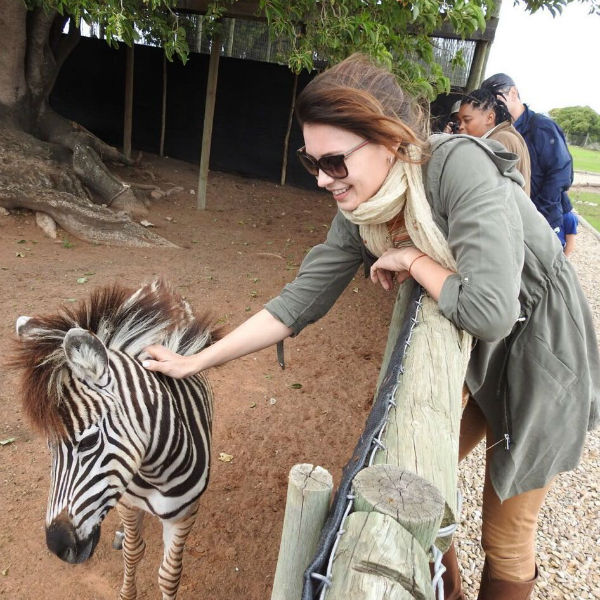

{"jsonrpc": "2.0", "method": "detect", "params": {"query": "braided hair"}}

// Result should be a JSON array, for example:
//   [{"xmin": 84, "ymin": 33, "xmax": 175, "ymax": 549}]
[{"xmin": 460, "ymin": 85, "xmax": 512, "ymax": 125}]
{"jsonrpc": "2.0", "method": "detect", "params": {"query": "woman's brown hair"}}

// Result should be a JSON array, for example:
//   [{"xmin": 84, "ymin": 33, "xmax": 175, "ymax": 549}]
[{"xmin": 295, "ymin": 54, "xmax": 428, "ymax": 162}]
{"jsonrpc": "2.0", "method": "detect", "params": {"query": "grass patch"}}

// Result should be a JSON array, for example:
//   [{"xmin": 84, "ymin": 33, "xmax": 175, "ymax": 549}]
[
  {"xmin": 571, "ymin": 190, "xmax": 600, "ymax": 232},
  {"xmin": 569, "ymin": 146, "xmax": 600, "ymax": 173}
]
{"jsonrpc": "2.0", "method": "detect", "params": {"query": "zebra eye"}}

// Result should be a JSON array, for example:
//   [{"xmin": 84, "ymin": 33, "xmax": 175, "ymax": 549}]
[{"xmin": 78, "ymin": 430, "xmax": 100, "ymax": 452}]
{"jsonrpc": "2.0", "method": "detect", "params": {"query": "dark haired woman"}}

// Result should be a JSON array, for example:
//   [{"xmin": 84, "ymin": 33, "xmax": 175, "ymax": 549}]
[
  {"xmin": 458, "ymin": 87, "xmax": 531, "ymax": 195},
  {"xmin": 143, "ymin": 54, "xmax": 599, "ymax": 600}
]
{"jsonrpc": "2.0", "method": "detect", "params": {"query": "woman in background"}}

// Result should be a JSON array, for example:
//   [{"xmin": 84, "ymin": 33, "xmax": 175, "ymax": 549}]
[{"xmin": 458, "ymin": 87, "xmax": 531, "ymax": 196}]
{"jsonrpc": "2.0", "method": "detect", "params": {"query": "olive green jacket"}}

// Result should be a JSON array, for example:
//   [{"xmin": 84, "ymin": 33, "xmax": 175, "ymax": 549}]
[{"xmin": 265, "ymin": 134, "xmax": 599, "ymax": 500}]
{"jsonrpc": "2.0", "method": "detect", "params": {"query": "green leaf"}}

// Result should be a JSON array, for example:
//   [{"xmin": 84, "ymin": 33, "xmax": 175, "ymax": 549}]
[{"xmin": 289, "ymin": 383, "xmax": 303, "ymax": 389}]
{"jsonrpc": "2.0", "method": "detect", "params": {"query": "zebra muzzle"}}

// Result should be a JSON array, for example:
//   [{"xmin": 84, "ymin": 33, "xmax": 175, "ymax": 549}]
[{"xmin": 46, "ymin": 515, "xmax": 101, "ymax": 564}]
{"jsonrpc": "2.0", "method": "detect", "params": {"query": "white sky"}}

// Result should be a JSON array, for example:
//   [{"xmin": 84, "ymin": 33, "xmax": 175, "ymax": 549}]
[{"xmin": 485, "ymin": 1, "xmax": 600, "ymax": 115}]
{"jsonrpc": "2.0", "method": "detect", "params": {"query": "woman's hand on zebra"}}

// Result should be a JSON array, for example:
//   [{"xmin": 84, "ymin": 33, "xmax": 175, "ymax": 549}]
[{"xmin": 142, "ymin": 345, "xmax": 199, "ymax": 379}]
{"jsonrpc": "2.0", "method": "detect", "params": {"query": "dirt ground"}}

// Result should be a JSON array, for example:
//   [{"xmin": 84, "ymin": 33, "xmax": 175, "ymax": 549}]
[{"xmin": 0, "ymin": 155, "xmax": 396, "ymax": 599}]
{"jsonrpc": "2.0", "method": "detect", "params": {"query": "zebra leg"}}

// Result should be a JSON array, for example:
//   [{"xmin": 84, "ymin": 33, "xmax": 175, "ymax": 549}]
[
  {"xmin": 116, "ymin": 502, "xmax": 146, "ymax": 600},
  {"xmin": 158, "ymin": 504, "xmax": 199, "ymax": 600}
]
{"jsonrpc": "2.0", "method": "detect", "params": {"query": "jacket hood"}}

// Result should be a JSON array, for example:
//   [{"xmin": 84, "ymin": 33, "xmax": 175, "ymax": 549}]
[{"xmin": 427, "ymin": 133, "xmax": 525, "ymax": 188}]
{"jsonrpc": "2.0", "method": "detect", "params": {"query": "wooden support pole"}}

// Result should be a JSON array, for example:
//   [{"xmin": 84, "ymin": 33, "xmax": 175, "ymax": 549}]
[
  {"xmin": 226, "ymin": 18, "xmax": 235, "ymax": 56},
  {"xmin": 159, "ymin": 52, "xmax": 167, "ymax": 158},
  {"xmin": 280, "ymin": 72, "xmax": 298, "ymax": 186},
  {"xmin": 466, "ymin": 0, "xmax": 502, "ymax": 91},
  {"xmin": 197, "ymin": 33, "xmax": 221, "ymax": 210},
  {"xmin": 271, "ymin": 464, "xmax": 333, "ymax": 600},
  {"xmin": 465, "ymin": 40, "xmax": 489, "ymax": 92},
  {"xmin": 123, "ymin": 44, "xmax": 134, "ymax": 161},
  {"xmin": 374, "ymin": 281, "xmax": 465, "ymax": 552},
  {"xmin": 326, "ymin": 512, "xmax": 433, "ymax": 599}
]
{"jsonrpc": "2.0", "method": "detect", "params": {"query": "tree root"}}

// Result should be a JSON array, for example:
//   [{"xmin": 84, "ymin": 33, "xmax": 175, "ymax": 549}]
[
  {"xmin": 0, "ymin": 184, "xmax": 178, "ymax": 247},
  {"xmin": 0, "ymin": 125, "xmax": 176, "ymax": 248}
]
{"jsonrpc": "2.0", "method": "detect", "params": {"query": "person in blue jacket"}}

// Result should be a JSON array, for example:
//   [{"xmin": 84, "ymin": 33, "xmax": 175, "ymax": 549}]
[{"xmin": 481, "ymin": 73, "xmax": 573, "ymax": 243}]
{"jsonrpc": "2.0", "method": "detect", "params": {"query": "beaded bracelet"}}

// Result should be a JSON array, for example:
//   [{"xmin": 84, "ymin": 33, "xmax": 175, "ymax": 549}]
[{"xmin": 408, "ymin": 252, "xmax": 427, "ymax": 278}]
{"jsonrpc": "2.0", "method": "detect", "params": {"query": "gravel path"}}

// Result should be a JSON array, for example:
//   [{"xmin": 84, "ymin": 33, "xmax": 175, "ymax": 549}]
[{"xmin": 455, "ymin": 224, "xmax": 600, "ymax": 599}]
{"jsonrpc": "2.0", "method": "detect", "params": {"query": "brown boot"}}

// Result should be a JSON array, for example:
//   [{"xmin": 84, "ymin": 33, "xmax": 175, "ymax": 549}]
[
  {"xmin": 430, "ymin": 543, "xmax": 465, "ymax": 600},
  {"xmin": 477, "ymin": 560, "xmax": 538, "ymax": 600}
]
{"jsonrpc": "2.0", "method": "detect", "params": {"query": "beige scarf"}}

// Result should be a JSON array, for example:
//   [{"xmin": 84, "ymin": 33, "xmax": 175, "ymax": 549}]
[{"xmin": 340, "ymin": 157, "xmax": 455, "ymax": 271}]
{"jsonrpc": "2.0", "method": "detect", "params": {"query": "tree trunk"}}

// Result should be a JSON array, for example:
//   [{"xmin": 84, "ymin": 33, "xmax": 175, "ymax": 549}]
[
  {"xmin": 0, "ymin": 1, "xmax": 165, "ymax": 247},
  {"xmin": 0, "ymin": 3, "xmax": 29, "ymax": 127}
]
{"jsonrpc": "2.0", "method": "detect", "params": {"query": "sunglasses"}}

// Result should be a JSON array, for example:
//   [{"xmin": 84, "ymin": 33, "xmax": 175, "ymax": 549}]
[{"xmin": 296, "ymin": 139, "xmax": 369, "ymax": 179}]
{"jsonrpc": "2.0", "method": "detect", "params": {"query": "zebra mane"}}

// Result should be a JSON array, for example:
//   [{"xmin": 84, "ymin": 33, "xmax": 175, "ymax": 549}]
[{"xmin": 9, "ymin": 279, "xmax": 220, "ymax": 438}]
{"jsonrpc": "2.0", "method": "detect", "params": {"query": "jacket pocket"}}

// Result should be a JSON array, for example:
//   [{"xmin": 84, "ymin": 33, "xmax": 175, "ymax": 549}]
[{"xmin": 524, "ymin": 334, "xmax": 577, "ymax": 404}]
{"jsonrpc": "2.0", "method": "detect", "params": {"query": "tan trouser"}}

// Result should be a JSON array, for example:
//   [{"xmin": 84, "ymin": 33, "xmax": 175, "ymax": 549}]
[{"xmin": 459, "ymin": 399, "xmax": 552, "ymax": 582}]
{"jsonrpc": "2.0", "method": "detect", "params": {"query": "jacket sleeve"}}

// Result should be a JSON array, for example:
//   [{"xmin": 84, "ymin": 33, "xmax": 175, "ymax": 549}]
[
  {"xmin": 531, "ymin": 121, "xmax": 572, "ymax": 226},
  {"xmin": 436, "ymin": 141, "xmax": 523, "ymax": 342},
  {"xmin": 264, "ymin": 211, "xmax": 364, "ymax": 336}
]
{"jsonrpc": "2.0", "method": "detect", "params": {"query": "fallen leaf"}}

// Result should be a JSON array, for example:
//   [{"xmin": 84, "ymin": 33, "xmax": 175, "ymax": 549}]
[
  {"xmin": 15, "ymin": 252, "xmax": 24, "ymax": 258},
  {"xmin": 0, "ymin": 437, "xmax": 16, "ymax": 446},
  {"xmin": 218, "ymin": 452, "xmax": 234, "ymax": 463},
  {"xmin": 77, "ymin": 277, "xmax": 88, "ymax": 284},
  {"xmin": 290, "ymin": 383, "xmax": 303, "ymax": 389},
  {"xmin": 140, "ymin": 220, "xmax": 155, "ymax": 228},
  {"xmin": 249, "ymin": 402, "xmax": 256, "ymax": 408}
]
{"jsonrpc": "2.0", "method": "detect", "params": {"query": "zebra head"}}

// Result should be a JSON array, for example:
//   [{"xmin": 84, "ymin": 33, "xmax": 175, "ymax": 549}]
[{"xmin": 16, "ymin": 318, "xmax": 151, "ymax": 564}]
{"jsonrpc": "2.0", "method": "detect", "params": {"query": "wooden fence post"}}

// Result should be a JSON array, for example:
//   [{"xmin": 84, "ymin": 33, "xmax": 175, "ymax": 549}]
[
  {"xmin": 271, "ymin": 464, "xmax": 333, "ymax": 600},
  {"xmin": 373, "ymin": 282, "xmax": 465, "ymax": 552},
  {"xmin": 324, "ymin": 467, "xmax": 445, "ymax": 599}
]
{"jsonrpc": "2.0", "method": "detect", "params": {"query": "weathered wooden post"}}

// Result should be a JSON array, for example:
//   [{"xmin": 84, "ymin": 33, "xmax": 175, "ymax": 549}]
[
  {"xmin": 123, "ymin": 44, "xmax": 134, "ymax": 160},
  {"xmin": 271, "ymin": 464, "xmax": 333, "ymax": 600},
  {"xmin": 280, "ymin": 72, "xmax": 298, "ymax": 186},
  {"xmin": 373, "ymin": 280, "xmax": 465, "ymax": 552},
  {"xmin": 325, "ymin": 466, "xmax": 445, "ymax": 599},
  {"xmin": 319, "ymin": 280, "xmax": 466, "ymax": 598},
  {"xmin": 197, "ymin": 32, "xmax": 222, "ymax": 210},
  {"xmin": 159, "ymin": 52, "xmax": 167, "ymax": 158}
]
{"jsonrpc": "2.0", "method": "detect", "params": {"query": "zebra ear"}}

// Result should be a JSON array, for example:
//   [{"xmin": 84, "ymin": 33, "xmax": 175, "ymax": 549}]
[
  {"xmin": 16, "ymin": 316, "xmax": 33, "ymax": 338},
  {"xmin": 63, "ymin": 328, "xmax": 110, "ymax": 385}
]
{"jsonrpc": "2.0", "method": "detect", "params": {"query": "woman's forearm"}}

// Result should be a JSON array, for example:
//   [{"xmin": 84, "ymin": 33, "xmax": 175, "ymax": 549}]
[
  {"xmin": 191, "ymin": 309, "xmax": 292, "ymax": 371},
  {"xmin": 143, "ymin": 309, "xmax": 293, "ymax": 378}
]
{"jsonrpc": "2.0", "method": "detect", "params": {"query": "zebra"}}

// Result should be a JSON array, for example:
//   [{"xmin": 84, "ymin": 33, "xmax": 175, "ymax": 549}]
[{"xmin": 11, "ymin": 279, "xmax": 219, "ymax": 599}]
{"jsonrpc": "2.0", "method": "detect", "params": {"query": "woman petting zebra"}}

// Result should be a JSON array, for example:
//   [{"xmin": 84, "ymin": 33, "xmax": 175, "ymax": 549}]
[
  {"xmin": 11, "ymin": 280, "xmax": 218, "ymax": 600},
  {"xmin": 143, "ymin": 54, "xmax": 600, "ymax": 599}
]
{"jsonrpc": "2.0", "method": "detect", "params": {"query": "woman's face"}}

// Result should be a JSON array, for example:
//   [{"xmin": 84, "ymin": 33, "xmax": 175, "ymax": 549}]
[
  {"xmin": 302, "ymin": 123, "xmax": 395, "ymax": 212},
  {"xmin": 457, "ymin": 103, "xmax": 496, "ymax": 137}
]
